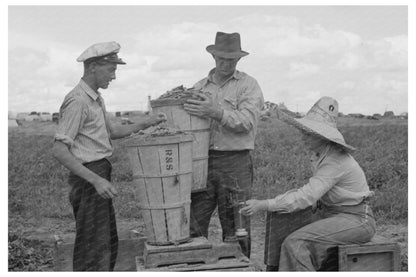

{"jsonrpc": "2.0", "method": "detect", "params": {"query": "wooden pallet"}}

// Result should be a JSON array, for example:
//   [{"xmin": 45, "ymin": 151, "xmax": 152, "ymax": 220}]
[
  {"xmin": 140, "ymin": 237, "xmax": 250, "ymax": 270},
  {"xmin": 137, "ymin": 256, "xmax": 254, "ymax": 271}
]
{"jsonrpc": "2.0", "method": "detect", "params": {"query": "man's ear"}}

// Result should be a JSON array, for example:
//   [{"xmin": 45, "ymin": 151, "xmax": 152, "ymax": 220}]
[{"xmin": 86, "ymin": 61, "xmax": 98, "ymax": 73}]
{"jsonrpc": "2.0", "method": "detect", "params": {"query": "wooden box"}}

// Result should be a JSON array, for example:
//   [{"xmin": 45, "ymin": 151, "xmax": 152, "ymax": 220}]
[
  {"xmin": 338, "ymin": 235, "xmax": 400, "ymax": 271},
  {"xmin": 264, "ymin": 207, "xmax": 314, "ymax": 267}
]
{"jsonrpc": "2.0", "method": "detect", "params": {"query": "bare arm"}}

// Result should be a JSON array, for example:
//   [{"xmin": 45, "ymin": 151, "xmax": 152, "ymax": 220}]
[
  {"xmin": 109, "ymin": 113, "xmax": 166, "ymax": 140},
  {"xmin": 52, "ymin": 140, "xmax": 117, "ymax": 199}
]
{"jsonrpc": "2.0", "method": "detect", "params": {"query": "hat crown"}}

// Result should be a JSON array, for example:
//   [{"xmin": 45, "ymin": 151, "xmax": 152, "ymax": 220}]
[
  {"xmin": 214, "ymin": 32, "xmax": 242, "ymax": 53},
  {"xmin": 305, "ymin": 97, "xmax": 338, "ymax": 128},
  {"xmin": 206, "ymin": 31, "xmax": 249, "ymax": 58},
  {"xmin": 77, "ymin": 41, "xmax": 126, "ymax": 64}
]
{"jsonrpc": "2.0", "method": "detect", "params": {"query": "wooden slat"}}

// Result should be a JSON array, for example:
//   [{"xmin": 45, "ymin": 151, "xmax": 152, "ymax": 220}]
[
  {"xmin": 145, "ymin": 237, "xmax": 212, "ymax": 254},
  {"xmin": 138, "ymin": 145, "xmax": 167, "ymax": 242},
  {"xmin": 178, "ymin": 140, "xmax": 193, "ymax": 235},
  {"xmin": 191, "ymin": 131, "xmax": 209, "ymax": 191},
  {"xmin": 158, "ymin": 144, "xmax": 181, "ymax": 242},
  {"xmin": 127, "ymin": 147, "xmax": 155, "ymax": 240}
]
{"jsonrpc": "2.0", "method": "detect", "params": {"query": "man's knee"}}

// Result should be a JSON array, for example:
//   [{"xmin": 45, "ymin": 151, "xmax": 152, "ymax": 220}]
[{"xmin": 282, "ymin": 231, "xmax": 305, "ymax": 253}]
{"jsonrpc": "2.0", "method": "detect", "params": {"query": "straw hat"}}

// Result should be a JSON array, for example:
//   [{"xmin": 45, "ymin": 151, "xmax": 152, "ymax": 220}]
[{"xmin": 277, "ymin": 97, "xmax": 355, "ymax": 151}]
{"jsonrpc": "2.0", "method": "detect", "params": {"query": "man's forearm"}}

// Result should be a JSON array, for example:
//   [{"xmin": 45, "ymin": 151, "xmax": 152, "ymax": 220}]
[
  {"xmin": 52, "ymin": 141, "xmax": 101, "ymax": 185},
  {"xmin": 110, "ymin": 119, "xmax": 154, "ymax": 140}
]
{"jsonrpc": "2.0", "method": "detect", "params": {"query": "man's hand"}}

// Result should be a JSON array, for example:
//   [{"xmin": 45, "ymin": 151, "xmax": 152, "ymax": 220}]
[
  {"xmin": 148, "ymin": 112, "xmax": 167, "ymax": 126},
  {"xmin": 93, "ymin": 177, "xmax": 118, "ymax": 199},
  {"xmin": 183, "ymin": 93, "xmax": 223, "ymax": 121},
  {"xmin": 239, "ymin": 199, "xmax": 268, "ymax": 216}
]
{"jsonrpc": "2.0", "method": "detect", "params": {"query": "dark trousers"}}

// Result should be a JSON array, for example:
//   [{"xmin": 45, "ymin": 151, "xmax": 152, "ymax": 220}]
[
  {"xmin": 190, "ymin": 150, "xmax": 253, "ymax": 257},
  {"xmin": 68, "ymin": 158, "xmax": 118, "ymax": 271}
]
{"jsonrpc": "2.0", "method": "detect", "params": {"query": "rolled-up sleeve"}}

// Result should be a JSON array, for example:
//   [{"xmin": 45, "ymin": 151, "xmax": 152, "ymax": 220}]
[
  {"xmin": 267, "ymin": 161, "xmax": 343, "ymax": 213},
  {"xmin": 220, "ymin": 79, "xmax": 264, "ymax": 133},
  {"xmin": 54, "ymin": 97, "xmax": 87, "ymax": 147}
]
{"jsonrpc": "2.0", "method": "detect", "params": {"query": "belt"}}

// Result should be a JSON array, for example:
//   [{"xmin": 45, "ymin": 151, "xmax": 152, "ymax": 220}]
[
  {"xmin": 209, "ymin": 149, "xmax": 250, "ymax": 155},
  {"xmin": 82, "ymin": 158, "xmax": 111, "ymax": 166}
]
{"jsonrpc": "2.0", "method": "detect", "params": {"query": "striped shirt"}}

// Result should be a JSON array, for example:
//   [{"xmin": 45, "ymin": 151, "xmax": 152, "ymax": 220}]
[
  {"xmin": 54, "ymin": 79, "xmax": 113, "ymax": 163},
  {"xmin": 193, "ymin": 69, "xmax": 264, "ymax": 151},
  {"xmin": 266, "ymin": 146, "xmax": 374, "ymax": 213}
]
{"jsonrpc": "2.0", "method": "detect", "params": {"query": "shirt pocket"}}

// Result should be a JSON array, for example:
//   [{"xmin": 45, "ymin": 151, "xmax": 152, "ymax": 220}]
[{"xmin": 223, "ymin": 95, "xmax": 238, "ymax": 111}]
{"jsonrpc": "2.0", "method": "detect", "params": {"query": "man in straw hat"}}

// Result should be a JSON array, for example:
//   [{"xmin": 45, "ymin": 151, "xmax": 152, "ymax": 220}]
[
  {"xmin": 240, "ymin": 97, "xmax": 376, "ymax": 271},
  {"xmin": 184, "ymin": 32, "xmax": 264, "ymax": 257},
  {"xmin": 53, "ymin": 41, "xmax": 165, "ymax": 271}
]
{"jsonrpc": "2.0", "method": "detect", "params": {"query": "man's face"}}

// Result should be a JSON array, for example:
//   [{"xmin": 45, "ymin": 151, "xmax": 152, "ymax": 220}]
[
  {"xmin": 93, "ymin": 63, "xmax": 117, "ymax": 89},
  {"xmin": 301, "ymin": 132, "xmax": 326, "ymax": 151},
  {"xmin": 213, "ymin": 55, "xmax": 240, "ymax": 77}
]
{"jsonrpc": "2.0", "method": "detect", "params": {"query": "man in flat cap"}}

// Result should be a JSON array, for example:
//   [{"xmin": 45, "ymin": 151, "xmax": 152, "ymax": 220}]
[
  {"xmin": 53, "ymin": 41, "xmax": 165, "ymax": 271},
  {"xmin": 184, "ymin": 32, "xmax": 264, "ymax": 257}
]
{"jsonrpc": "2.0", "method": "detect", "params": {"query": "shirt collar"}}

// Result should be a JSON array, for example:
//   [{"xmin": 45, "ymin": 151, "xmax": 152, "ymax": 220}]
[
  {"xmin": 310, "ymin": 143, "xmax": 332, "ymax": 162},
  {"xmin": 203, "ymin": 68, "xmax": 241, "ymax": 86},
  {"xmin": 79, "ymin": 78, "xmax": 100, "ymax": 101}
]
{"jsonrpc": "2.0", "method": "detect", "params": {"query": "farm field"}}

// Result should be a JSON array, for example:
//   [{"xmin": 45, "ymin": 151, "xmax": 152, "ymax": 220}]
[{"xmin": 8, "ymin": 118, "xmax": 408, "ymax": 271}]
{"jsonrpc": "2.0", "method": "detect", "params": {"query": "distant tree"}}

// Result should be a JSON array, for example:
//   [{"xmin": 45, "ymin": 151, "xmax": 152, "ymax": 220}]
[{"xmin": 383, "ymin": 111, "xmax": 395, "ymax": 117}]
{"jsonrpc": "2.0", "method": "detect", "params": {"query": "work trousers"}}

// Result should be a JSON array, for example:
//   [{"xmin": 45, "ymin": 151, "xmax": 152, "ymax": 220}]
[
  {"xmin": 279, "ymin": 202, "xmax": 376, "ymax": 271},
  {"xmin": 190, "ymin": 150, "xmax": 253, "ymax": 257},
  {"xmin": 68, "ymin": 158, "xmax": 118, "ymax": 271}
]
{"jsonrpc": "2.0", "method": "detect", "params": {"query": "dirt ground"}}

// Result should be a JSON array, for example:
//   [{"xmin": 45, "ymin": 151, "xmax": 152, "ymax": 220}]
[{"xmin": 13, "ymin": 212, "xmax": 407, "ymax": 271}]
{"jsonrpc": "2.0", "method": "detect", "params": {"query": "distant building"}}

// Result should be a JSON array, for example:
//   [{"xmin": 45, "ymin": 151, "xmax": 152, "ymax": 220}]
[
  {"xmin": 8, "ymin": 111, "xmax": 17, "ymax": 119},
  {"xmin": 147, "ymin": 95, "xmax": 152, "ymax": 113},
  {"xmin": 8, "ymin": 119, "xmax": 18, "ymax": 127},
  {"xmin": 39, "ymin": 112, "xmax": 52, "ymax": 121},
  {"xmin": 16, "ymin": 113, "xmax": 29, "ymax": 121},
  {"xmin": 398, "ymin": 112, "xmax": 408, "ymax": 120}
]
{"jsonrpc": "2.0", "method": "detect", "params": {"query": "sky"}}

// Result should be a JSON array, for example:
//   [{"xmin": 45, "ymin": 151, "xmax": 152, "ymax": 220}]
[{"xmin": 8, "ymin": 5, "xmax": 408, "ymax": 115}]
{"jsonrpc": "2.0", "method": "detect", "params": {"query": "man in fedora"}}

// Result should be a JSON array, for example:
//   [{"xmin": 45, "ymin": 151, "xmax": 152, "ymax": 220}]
[
  {"xmin": 53, "ymin": 41, "xmax": 165, "ymax": 271},
  {"xmin": 184, "ymin": 32, "xmax": 264, "ymax": 257}
]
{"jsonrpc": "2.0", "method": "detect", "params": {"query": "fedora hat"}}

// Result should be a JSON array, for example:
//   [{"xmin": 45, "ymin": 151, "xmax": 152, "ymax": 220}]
[
  {"xmin": 206, "ymin": 32, "xmax": 249, "ymax": 59},
  {"xmin": 277, "ymin": 97, "xmax": 355, "ymax": 151}
]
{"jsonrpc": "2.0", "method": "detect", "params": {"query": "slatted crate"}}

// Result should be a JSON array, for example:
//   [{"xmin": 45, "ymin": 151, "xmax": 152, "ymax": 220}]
[{"xmin": 338, "ymin": 235, "xmax": 400, "ymax": 271}]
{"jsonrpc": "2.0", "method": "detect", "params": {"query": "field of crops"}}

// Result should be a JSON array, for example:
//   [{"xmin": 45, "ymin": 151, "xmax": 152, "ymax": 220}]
[{"xmin": 8, "ymin": 118, "xmax": 408, "ymax": 271}]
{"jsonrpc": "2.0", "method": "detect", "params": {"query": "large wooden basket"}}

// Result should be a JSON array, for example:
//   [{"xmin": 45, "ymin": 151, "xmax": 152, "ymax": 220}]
[
  {"xmin": 151, "ymin": 99, "xmax": 210, "ymax": 192},
  {"xmin": 123, "ymin": 134, "xmax": 194, "ymax": 245}
]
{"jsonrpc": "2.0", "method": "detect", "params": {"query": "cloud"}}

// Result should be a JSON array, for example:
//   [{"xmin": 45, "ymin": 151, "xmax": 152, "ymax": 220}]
[
  {"xmin": 287, "ymin": 62, "xmax": 320, "ymax": 78},
  {"xmin": 8, "ymin": 10, "xmax": 407, "ymax": 115}
]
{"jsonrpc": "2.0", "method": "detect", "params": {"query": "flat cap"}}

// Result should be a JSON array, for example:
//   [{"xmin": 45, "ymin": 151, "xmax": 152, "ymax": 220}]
[{"xmin": 77, "ymin": 41, "xmax": 126, "ymax": 64}]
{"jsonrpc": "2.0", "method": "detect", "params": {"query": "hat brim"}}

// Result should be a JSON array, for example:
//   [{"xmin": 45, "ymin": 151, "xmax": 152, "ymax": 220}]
[
  {"xmin": 277, "ymin": 109, "xmax": 356, "ymax": 151},
  {"xmin": 206, "ymin": 45, "xmax": 249, "ymax": 59}
]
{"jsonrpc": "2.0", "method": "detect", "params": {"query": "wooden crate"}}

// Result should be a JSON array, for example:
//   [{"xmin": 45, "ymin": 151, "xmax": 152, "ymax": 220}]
[
  {"xmin": 264, "ymin": 207, "xmax": 314, "ymax": 267},
  {"xmin": 338, "ymin": 235, "xmax": 400, "ymax": 271},
  {"xmin": 141, "ymin": 237, "xmax": 248, "ymax": 269},
  {"xmin": 264, "ymin": 209, "xmax": 401, "ymax": 271}
]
